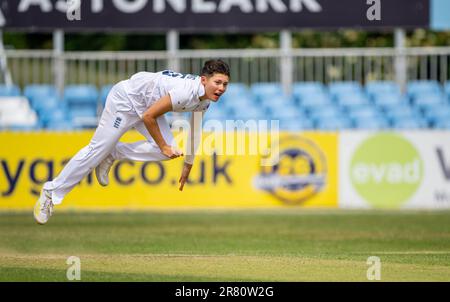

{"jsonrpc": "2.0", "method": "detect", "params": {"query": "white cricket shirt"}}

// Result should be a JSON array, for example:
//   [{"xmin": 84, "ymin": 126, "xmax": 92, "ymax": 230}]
[{"xmin": 123, "ymin": 70, "xmax": 210, "ymax": 117}]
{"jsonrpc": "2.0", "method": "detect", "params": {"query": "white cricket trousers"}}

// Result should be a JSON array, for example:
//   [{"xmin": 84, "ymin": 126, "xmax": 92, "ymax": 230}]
[{"xmin": 44, "ymin": 81, "xmax": 174, "ymax": 205}]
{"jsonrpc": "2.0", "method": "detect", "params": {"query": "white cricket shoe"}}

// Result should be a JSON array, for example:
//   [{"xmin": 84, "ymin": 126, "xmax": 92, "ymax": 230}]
[
  {"xmin": 33, "ymin": 188, "xmax": 54, "ymax": 225},
  {"xmin": 95, "ymin": 154, "xmax": 115, "ymax": 186}
]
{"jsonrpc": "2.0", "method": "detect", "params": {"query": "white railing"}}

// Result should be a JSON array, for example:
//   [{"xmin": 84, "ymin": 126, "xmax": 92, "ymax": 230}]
[{"xmin": 4, "ymin": 47, "xmax": 450, "ymax": 91}]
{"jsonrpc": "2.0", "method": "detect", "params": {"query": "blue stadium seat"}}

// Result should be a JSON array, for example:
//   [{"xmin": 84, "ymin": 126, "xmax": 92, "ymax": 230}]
[
  {"xmin": 64, "ymin": 85, "xmax": 99, "ymax": 110},
  {"xmin": 221, "ymin": 84, "xmax": 252, "ymax": 107},
  {"xmin": 260, "ymin": 95, "xmax": 295, "ymax": 111},
  {"xmin": 407, "ymin": 80, "xmax": 441, "ymax": 97},
  {"xmin": 29, "ymin": 92, "xmax": 69, "ymax": 128},
  {"xmin": 69, "ymin": 107, "xmax": 97, "ymax": 118},
  {"xmin": 251, "ymin": 83, "xmax": 284, "ymax": 103},
  {"xmin": 293, "ymin": 82, "xmax": 325, "ymax": 94},
  {"xmin": 292, "ymin": 82, "xmax": 325, "ymax": 102},
  {"xmin": 100, "ymin": 84, "xmax": 114, "ymax": 106},
  {"xmin": 434, "ymin": 119, "xmax": 450, "ymax": 130},
  {"xmin": 232, "ymin": 106, "xmax": 265, "ymax": 120},
  {"xmin": 391, "ymin": 117, "xmax": 428, "ymax": 129},
  {"xmin": 412, "ymin": 93, "xmax": 447, "ymax": 111},
  {"xmin": 297, "ymin": 93, "xmax": 332, "ymax": 108},
  {"xmin": 328, "ymin": 81, "xmax": 362, "ymax": 98},
  {"xmin": 279, "ymin": 118, "xmax": 314, "ymax": 131},
  {"xmin": 223, "ymin": 96, "xmax": 255, "ymax": 110},
  {"xmin": 69, "ymin": 107, "xmax": 98, "ymax": 129},
  {"xmin": 373, "ymin": 92, "xmax": 408, "ymax": 108},
  {"xmin": 445, "ymin": 81, "xmax": 450, "ymax": 99},
  {"xmin": 46, "ymin": 120, "xmax": 74, "ymax": 131},
  {"xmin": 316, "ymin": 117, "xmax": 353, "ymax": 130},
  {"xmin": 40, "ymin": 107, "xmax": 70, "ymax": 128},
  {"xmin": 384, "ymin": 104, "xmax": 421, "ymax": 120},
  {"xmin": 269, "ymin": 105, "xmax": 303, "ymax": 120},
  {"xmin": 423, "ymin": 105, "xmax": 450, "ymax": 127},
  {"xmin": 353, "ymin": 116, "xmax": 389, "ymax": 130},
  {"xmin": 0, "ymin": 84, "xmax": 21, "ymax": 97},
  {"xmin": 308, "ymin": 105, "xmax": 343, "ymax": 120},
  {"xmin": 24, "ymin": 84, "xmax": 58, "ymax": 106},
  {"xmin": 424, "ymin": 105, "xmax": 450, "ymax": 120},
  {"xmin": 336, "ymin": 93, "xmax": 370, "ymax": 108},
  {"xmin": 366, "ymin": 81, "xmax": 400, "ymax": 97},
  {"xmin": 64, "ymin": 85, "xmax": 100, "ymax": 128},
  {"xmin": 348, "ymin": 106, "xmax": 383, "ymax": 120},
  {"xmin": 32, "ymin": 95, "xmax": 61, "ymax": 115}
]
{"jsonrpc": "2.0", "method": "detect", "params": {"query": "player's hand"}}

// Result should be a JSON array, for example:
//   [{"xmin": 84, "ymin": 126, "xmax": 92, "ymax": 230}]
[
  {"xmin": 179, "ymin": 163, "xmax": 193, "ymax": 191},
  {"xmin": 162, "ymin": 145, "xmax": 183, "ymax": 159}
]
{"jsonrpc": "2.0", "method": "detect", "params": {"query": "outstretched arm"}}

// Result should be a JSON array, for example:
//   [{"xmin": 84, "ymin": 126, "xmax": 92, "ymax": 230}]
[
  {"xmin": 179, "ymin": 111, "xmax": 203, "ymax": 191},
  {"xmin": 185, "ymin": 111, "xmax": 203, "ymax": 165},
  {"xmin": 142, "ymin": 95, "xmax": 183, "ymax": 159}
]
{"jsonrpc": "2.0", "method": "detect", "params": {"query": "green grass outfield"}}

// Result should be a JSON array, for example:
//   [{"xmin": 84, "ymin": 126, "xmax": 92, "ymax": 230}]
[{"xmin": 0, "ymin": 209, "xmax": 449, "ymax": 282}]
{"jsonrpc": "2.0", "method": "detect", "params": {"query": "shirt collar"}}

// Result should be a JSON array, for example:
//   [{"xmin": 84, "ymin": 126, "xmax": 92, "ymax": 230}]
[{"xmin": 197, "ymin": 77, "xmax": 206, "ymax": 100}]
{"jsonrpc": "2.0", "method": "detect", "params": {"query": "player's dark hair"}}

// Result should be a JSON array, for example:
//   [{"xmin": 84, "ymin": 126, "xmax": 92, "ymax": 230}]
[{"xmin": 201, "ymin": 59, "xmax": 230, "ymax": 78}]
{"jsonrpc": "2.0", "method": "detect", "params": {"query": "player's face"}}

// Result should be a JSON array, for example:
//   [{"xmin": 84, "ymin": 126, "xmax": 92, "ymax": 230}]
[{"xmin": 201, "ymin": 73, "xmax": 229, "ymax": 102}]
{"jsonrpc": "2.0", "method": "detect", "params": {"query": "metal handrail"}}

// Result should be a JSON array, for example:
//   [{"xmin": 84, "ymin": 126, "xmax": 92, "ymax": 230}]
[
  {"xmin": 4, "ymin": 46, "xmax": 450, "ymax": 91},
  {"xmin": 6, "ymin": 46, "xmax": 450, "ymax": 59}
]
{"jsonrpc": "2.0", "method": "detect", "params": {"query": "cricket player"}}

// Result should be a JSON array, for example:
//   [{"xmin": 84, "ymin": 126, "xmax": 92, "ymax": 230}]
[{"xmin": 34, "ymin": 59, "xmax": 230, "ymax": 224}]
